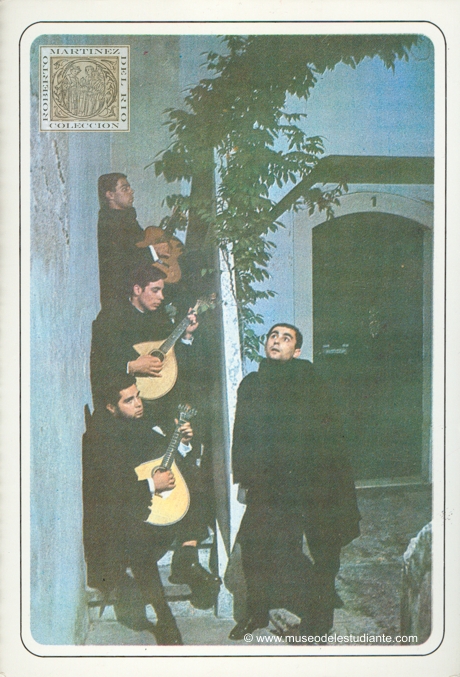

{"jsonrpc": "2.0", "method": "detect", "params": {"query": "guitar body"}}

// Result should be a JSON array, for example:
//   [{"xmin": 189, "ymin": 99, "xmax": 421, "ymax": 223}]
[
  {"xmin": 136, "ymin": 226, "xmax": 183, "ymax": 284},
  {"xmin": 132, "ymin": 295, "xmax": 216, "ymax": 400},
  {"xmin": 135, "ymin": 458, "xmax": 190, "ymax": 526},
  {"xmin": 151, "ymin": 239, "xmax": 183, "ymax": 285},
  {"xmin": 132, "ymin": 341, "xmax": 178, "ymax": 400}
]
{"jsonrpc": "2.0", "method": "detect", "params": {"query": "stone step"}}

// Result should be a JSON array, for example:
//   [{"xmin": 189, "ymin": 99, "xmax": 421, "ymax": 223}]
[{"xmin": 86, "ymin": 538, "xmax": 217, "ymax": 620}]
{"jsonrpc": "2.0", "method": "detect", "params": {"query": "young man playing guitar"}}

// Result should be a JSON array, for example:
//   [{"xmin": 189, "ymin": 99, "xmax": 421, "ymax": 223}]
[
  {"xmin": 90, "ymin": 265, "xmax": 220, "ymax": 607},
  {"xmin": 90, "ymin": 264, "xmax": 198, "ymax": 411},
  {"xmin": 83, "ymin": 374, "xmax": 217, "ymax": 644}
]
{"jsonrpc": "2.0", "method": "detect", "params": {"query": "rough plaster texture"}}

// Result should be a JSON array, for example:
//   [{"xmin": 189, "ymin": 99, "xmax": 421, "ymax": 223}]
[
  {"xmin": 28, "ymin": 32, "xmax": 205, "ymax": 646},
  {"xmin": 29, "ymin": 36, "xmax": 106, "ymax": 645},
  {"xmin": 28, "ymin": 33, "xmax": 183, "ymax": 645}
]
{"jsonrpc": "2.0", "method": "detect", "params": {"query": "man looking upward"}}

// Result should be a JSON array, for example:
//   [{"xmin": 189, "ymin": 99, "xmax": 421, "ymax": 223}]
[{"xmin": 229, "ymin": 323, "xmax": 360, "ymax": 640}]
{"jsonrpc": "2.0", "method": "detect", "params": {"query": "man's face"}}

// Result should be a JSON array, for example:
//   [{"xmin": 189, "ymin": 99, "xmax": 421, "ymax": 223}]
[
  {"xmin": 107, "ymin": 384, "xmax": 144, "ymax": 419},
  {"xmin": 106, "ymin": 177, "xmax": 134, "ymax": 210},
  {"xmin": 265, "ymin": 326, "xmax": 301, "ymax": 362},
  {"xmin": 134, "ymin": 279, "xmax": 165, "ymax": 312}
]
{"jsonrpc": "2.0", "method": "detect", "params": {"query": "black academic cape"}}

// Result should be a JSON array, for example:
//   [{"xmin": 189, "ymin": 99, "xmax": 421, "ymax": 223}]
[
  {"xmin": 232, "ymin": 357, "xmax": 360, "ymax": 550},
  {"xmin": 82, "ymin": 409, "xmax": 173, "ymax": 593},
  {"xmin": 97, "ymin": 205, "xmax": 152, "ymax": 308},
  {"xmin": 89, "ymin": 299, "xmax": 194, "ymax": 412}
]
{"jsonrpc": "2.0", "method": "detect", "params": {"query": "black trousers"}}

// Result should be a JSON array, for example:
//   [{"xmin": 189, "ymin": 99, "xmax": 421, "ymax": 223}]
[
  {"xmin": 238, "ymin": 502, "xmax": 341, "ymax": 633},
  {"xmin": 116, "ymin": 455, "xmax": 208, "ymax": 620},
  {"xmin": 86, "ymin": 456, "xmax": 208, "ymax": 626}
]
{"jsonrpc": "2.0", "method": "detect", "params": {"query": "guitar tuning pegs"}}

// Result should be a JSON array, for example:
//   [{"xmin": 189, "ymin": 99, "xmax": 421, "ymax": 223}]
[{"xmin": 177, "ymin": 403, "xmax": 198, "ymax": 419}]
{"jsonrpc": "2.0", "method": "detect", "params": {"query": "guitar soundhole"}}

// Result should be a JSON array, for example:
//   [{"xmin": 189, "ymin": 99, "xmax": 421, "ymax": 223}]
[
  {"xmin": 150, "ymin": 350, "xmax": 165, "ymax": 361},
  {"xmin": 151, "ymin": 465, "xmax": 167, "ymax": 477}
]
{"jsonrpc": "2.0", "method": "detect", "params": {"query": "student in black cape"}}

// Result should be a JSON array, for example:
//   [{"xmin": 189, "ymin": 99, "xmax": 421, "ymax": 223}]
[
  {"xmin": 229, "ymin": 323, "xmax": 361, "ymax": 640},
  {"xmin": 82, "ymin": 374, "xmax": 221, "ymax": 644},
  {"xmin": 96, "ymin": 173, "xmax": 155, "ymax": 309}
]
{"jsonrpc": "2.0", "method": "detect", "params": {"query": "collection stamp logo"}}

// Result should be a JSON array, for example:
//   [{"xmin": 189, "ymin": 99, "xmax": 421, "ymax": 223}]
[{"xmin": 39, "ymin": 46, "xmax": 129, "ymax": 131}]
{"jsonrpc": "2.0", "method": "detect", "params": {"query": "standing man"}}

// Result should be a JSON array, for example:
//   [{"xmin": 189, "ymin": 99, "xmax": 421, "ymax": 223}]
[
  {"xmin": 97, "ymin": 173, "xmax": 160, "ymax": 308},
  {"xmin": 229, "ymin": 323, "xmax": 360, "ymax": 640}
]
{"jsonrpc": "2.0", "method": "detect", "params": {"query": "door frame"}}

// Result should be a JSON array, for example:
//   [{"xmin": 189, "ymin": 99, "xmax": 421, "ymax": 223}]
[{"xmin": 293, "ymin": 190, "xmax": 433, "ymax": 485}]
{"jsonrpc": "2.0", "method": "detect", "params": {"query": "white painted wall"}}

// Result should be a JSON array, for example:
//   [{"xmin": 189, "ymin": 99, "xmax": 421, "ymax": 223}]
[{"xmin": 28, "ymin": 32, "xmax": 183, "ymax": 645}]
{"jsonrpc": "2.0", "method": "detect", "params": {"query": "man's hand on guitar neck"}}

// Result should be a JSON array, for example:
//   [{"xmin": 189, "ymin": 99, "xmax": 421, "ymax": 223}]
[
  {"xmin": 128, "ymin": 354, "xmax": 164, "ymax": 377},
  {"xmin": 183, "ymin": 309, "xmax": 199, "ymax": 341},
  {"xmin": 177, "ymin": 420, "xmax": 193, "ymax": 444},
  {"xmin": 151, "ymin": 421, "xmax": 192, "ymax": 494}
]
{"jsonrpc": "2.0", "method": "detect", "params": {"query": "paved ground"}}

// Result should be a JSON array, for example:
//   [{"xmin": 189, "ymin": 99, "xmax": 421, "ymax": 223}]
[{"xmin": 84, "ymin": 484, "xmax": 431, "ymax": 647}]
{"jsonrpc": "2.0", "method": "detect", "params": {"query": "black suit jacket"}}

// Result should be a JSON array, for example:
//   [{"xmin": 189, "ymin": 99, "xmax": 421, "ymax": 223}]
[{"xmin": 82, "ymin": 410, "xmax": 173, "ymax": 592}]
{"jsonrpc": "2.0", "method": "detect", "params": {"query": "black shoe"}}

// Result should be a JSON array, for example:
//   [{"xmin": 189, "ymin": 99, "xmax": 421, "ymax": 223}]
[
  {"xmin": 189, "ymin": 581, "xmax": 220, "ymax": 610},
  {"xmin": 170, "ymin": 561, "xmax": 222, "ymax": 610},
  {"xmin": 169, "ymin": 561, "xmax": 222, "ymax": 589},
  {"xmin": 229, "ymin": 615, "xmax": 269, "ymax": 640},
  {"xmin": 153, "ymin": 619, "xmax": 183, "ymax": 645},
  {"xmin": 297, "ymin": 619, "xmax": 332, "ymax": 642}
]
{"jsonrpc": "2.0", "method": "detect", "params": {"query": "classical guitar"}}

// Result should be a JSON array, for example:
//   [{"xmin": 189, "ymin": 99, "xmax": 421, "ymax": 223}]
[
  {"xmin": 134, "ymin": 404, "xmax": 197, "ymax": 526},
  {"xmin": 136, "ymin": 226, "xmax": 183, "ymax": 285},
  {"xmin": 132, "ymin": 295, "xmax": 216, "ymax": 401}
]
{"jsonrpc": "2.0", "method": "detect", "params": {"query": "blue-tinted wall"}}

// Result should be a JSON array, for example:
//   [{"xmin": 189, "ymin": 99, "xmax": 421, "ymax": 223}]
[{"xmin": 29, "ymin": 32, "xmax": 183, "ymax": 645}]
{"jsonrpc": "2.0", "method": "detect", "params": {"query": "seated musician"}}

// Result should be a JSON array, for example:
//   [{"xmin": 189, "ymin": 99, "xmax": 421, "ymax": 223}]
[
  {"xmin": 90, "ymin": 263, "xmax": 195, "ymax": 411},
  {"xmin": 90, "ymin": 264, "xmax": 220, "ymax": 607},
  {"xmin": 83, "ymin": 374, "xmax": 218, "ymax": 645}
]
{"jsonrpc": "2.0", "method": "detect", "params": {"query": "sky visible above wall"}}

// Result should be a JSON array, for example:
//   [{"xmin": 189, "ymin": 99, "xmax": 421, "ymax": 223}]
[
  {"xmin": 178, "ymin": 34, "xmax": 434, "ymax": 159},
  {"xmin": 176, "ymin": 33, "xmax": 435, "ymax": 369},
  {"xmin": 303, "ymin": 36, "xmax": 434, "ymax": 157}
]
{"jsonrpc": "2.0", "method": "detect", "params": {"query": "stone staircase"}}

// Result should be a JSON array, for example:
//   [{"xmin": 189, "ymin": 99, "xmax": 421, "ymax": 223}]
[{"xmin": 85, "ymin": 535, "xmax": 234, "ymax": 644}]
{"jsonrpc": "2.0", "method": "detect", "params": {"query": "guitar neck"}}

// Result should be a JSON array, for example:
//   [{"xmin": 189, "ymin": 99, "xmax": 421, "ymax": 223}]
[
  {"xmin": 161, "ymin": 425, "xmax": 183, "ymax": 469},
  {"xmin": 158, "ymin": 314, "xmax": 192, "ymax": 355},
  {"xmin": 151, "ymin": 295, "xmax": 215, "ymax": 357}
]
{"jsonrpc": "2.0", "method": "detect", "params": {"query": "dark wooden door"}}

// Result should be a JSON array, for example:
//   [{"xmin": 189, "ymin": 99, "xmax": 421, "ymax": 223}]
[{"xmin": 313, "ymin": 212, "xmax": 427, "ymax": 481}]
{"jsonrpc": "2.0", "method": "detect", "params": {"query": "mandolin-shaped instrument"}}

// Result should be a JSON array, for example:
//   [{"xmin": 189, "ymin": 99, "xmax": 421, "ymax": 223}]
[
  {"xmin": 132, "ymin": 295, "xmax": 216, "ymax": 401},
  {"xmin": 134, "ymin": 404, "xmax": 197, "ymax": 526}
]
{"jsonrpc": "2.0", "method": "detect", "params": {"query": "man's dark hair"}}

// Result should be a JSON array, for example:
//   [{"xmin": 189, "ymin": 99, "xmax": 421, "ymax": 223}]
[
  {"xmin": 98, "ymin": 172, "xmax": 127, "ymax": 206},
  {"xmin": 266, "ymin": 323, "xmax": 303, "ymax": 349},
  {"xmin": 104, "ymin": 374, "xmax": 137, "ymax": 407},
  {"xmin": 128, "ymin": 263, "xmax": 167, "ymax": 294}
]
